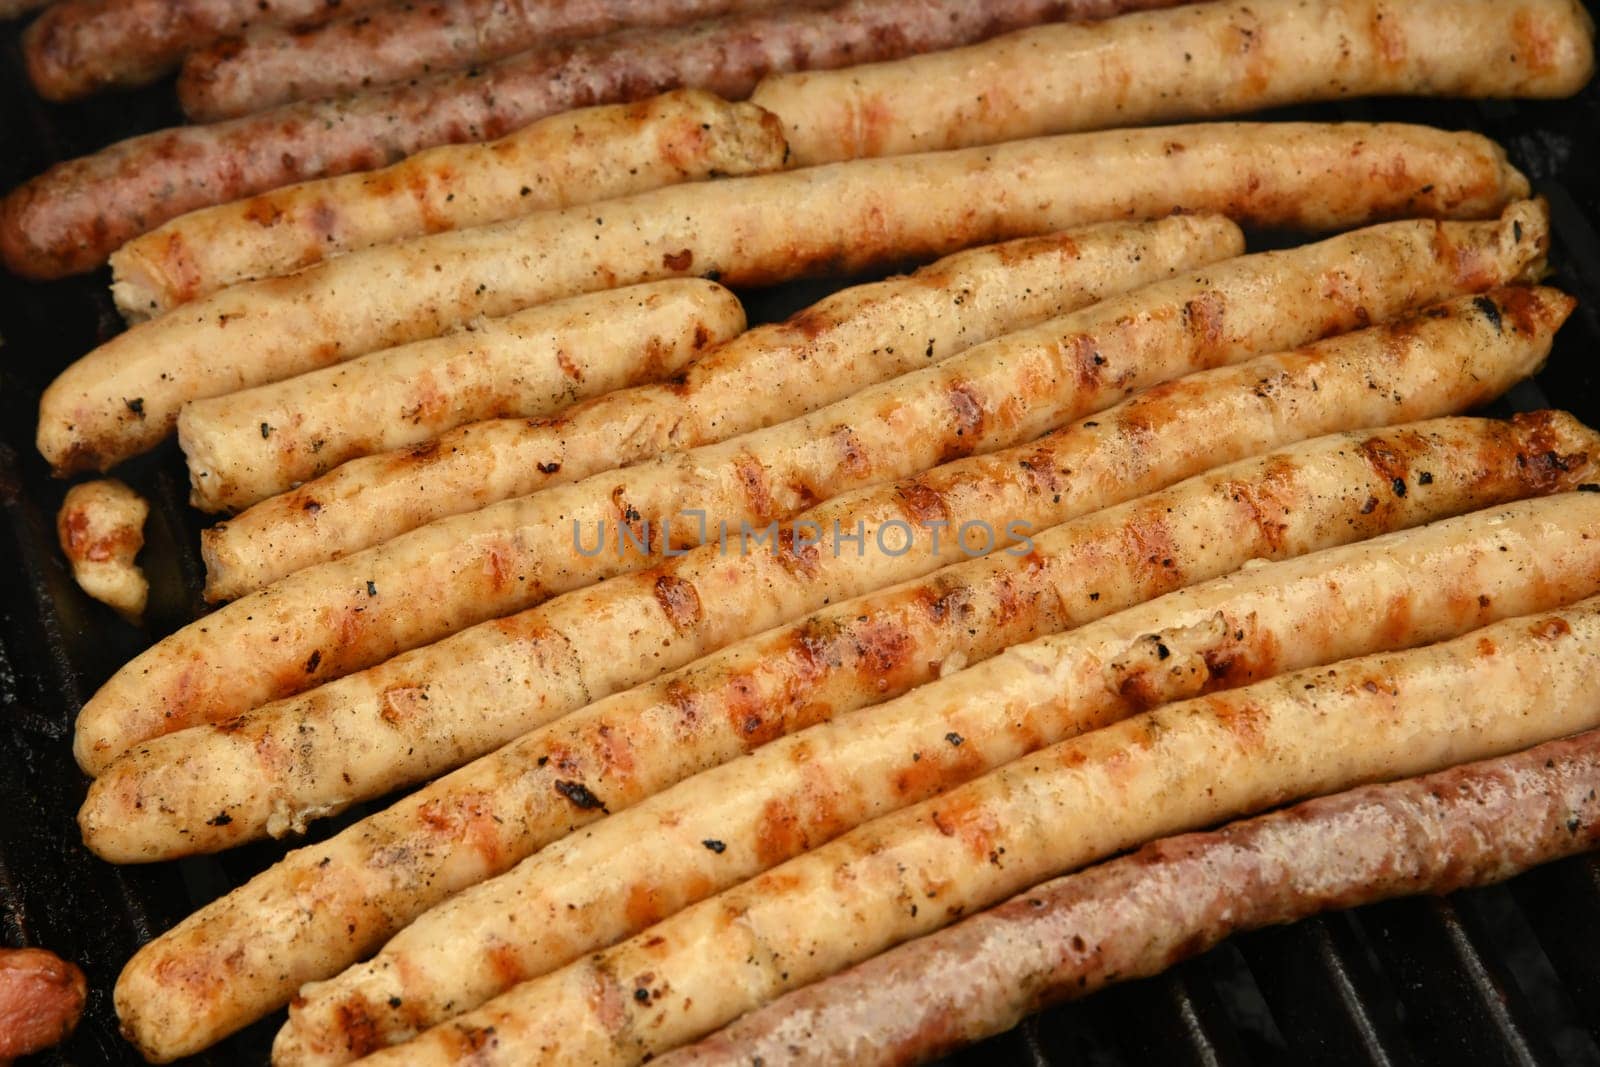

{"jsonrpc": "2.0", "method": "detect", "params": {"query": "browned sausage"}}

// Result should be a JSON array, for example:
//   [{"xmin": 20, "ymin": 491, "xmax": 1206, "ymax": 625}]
[
  {"xmin": 20, "ymin": 0, "xmax": 392, "ymax": 100},
  {"xmin": 0, "ymin": 948, "xmax": 87, "ymax": 1062},
  {"xmin": 663, "ymin": 728, "xmax": 1600, "ymax": 1067},
  {"xmin": 179, "ymin": 0, "xmax": 1183, "ymax": 122},
  {"xmin": 3, "ymin": 0, "xmax": 1093, "ymax": 280}
]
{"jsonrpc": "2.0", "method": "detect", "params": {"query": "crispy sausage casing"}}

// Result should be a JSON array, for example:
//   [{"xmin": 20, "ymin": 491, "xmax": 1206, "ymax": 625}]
[
  {"xmin": 38, "ymin": 122, "xmax": 1529, "ymax": 473},
  {"xmin": 79, "ymin": 287, "xmax": 1572, "ymax": 863},
  {"xmin": 195, "ymin": 217, "xmax": 1240, "ymax": 538},
  {"xmin": 178, "ymin": 279, "xmax": 746, "ymax": 510},
  {"xmin": 753, "ymin": 0, "xmax": 1597, "ymax": 164},
  {"xmin": 665, "ymin": 728, "xmax": 1600, "ymax": 1067},
  {"xmin": 109, "ymin": 92, "xmax": 790, "ymax": 321},
  {"xmin": 70, "ymin": 209, "xmax": 1544, "ymax": 779},
  {"xmin": 275, "ymin": 435, "xmax": 1600, "ymax": 1066},
  {"xmin": 108, "ymin": 412, "xmax": 1595, "ymax": 1063},
  {"xmin": 360, "ymin": 593, "xmax": 1600, "ymax": 1066}
]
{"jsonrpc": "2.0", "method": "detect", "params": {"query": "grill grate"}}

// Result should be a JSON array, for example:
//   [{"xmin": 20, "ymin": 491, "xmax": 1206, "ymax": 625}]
[{"xmin": 1, "ymin": 8, "xmax": 1598, "ymax": 1064}]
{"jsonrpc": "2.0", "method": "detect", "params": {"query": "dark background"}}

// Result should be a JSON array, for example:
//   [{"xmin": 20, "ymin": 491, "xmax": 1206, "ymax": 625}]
[{"xmin": 0, "ymin": 4, "xmax": 1598, "ymax": 1064}]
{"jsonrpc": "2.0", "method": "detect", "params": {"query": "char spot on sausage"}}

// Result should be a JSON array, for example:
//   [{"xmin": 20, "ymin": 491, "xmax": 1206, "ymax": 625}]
[
  {"xmin": 733, "ymin": 454, "xmax": 775, "ymax": 523},
  {"xmin": 653, "ymin": 575, "xmax": 702, "ymax": 632},
  {"xmin": 896, "ymin": 481, "xmax": 950, "ymax": 526},
  {"xmin": 774, "ymin": 526, "xmax": 822, "ymax": 579},
  {"xmin": 1532, "ymin": 617, "xmax": 1573, "ymax": 640},
  {"xmin": 331, "ymin": 1000, "xmax": 384, "ymax": 1059},
  {"xmin": 945, "ymin": 380, "xmax": 987, "ymax": 441}
]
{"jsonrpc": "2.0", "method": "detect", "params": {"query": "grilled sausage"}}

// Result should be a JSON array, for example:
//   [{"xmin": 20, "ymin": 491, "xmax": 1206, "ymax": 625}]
[
  {"xmin": 180, "ymin": 0, "xmax": 1186, "ymax": 121},
  {"xmin": 78, "ymin": 289, "xmax": 1572, "ymax": 863},
  {"xmin": 273, "ymin": 441, "xmax": 1600, "ymax": 1066},
  {"xmin": 184, "ymin": 217, "xmax": 1239, "ymax": 512},
  {"xmin": 179, "ymin": 0, "xmax": 800, "ymax": 120},
  {"xmin": 752, "ymin": 0, "xmax": 1597, "ymax": 165},
  {"xmin": 193, "ymin": 196, "xmax": 1543, "ymax": 596},
  {"xmin": 177, "ymin": 279, "xmax": 746, "ymax": 506},
  {"xmin": 35, "ymin": 123, "xmax": 1527, "ymax": 472},
  {"xmin": 56, "ymin": 479, "xmax": 149, "ymax": 624},
  {"xmin": 6, "ymin": 0, "xmax": 1081, "ymax": 280},
  {"xmin": 664, "ymin": 728, "xmax": 1600, "ymax": 1067},
  {"xmin": 111, "ymin": 416, "xmax": 1594, "ymax": 1064},
  {"xmin": 358, "ymin": 593, "xmax": 1600, "ymax": 1066},
  {"xmin": 70, "ymin": 209, "xmax": 1545, "ymax": 778},
  {"xmin": 0, "ymin": 948, "xmax": 87, "ymax": 1062},
  {"xmin": 109, "ymin": 92, "xmax": 788, "ymax": 323},
  {"xmin": 20, "ymin": 0, "xmax": 391, "ymax": 99}
]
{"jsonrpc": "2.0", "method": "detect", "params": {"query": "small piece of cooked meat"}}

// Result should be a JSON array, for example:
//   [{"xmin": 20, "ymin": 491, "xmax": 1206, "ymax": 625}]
[
  {"xmin": 56, "ymin": 479, "xmax": 148, "ymax": 624},
  {"xmin": 0, "ymin": 948, "xmax": 87, "ymax": 1062}
]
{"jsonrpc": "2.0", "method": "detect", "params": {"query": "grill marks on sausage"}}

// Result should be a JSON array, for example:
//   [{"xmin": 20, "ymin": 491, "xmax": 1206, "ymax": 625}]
[
  {"xmin": 1507, "ymin": 411, "xmax": 1593, "ymax": 495},
  {"xmin": 1118, "ymin": 511, "xmax": 1183, "ymax": 595},
  {"xmin": 732, "ymin": 453, "xmax": 776, "ymax": 525},
  {"xmin": 1511, "ymin": 8, "xmax": 1563, "ymax": 75},
  {"xmin": 943, "ymin": 379, "xmax": 988, "ymax": 457},
  {"xmin": 1217, "ymin": 455, "xmax": 1301, "ymax": 556},
  {"xmin": 1497, "ymin": 284, "xmax": 1574, "ymax": 337},
  {"xmin": 1181, "ymin": 290, "xmax": 1228, "ymax": 361},
  {"xmin": 653, "ymin": 575, "xmax": 703, "ymax": 632},
  {"xmin": 895, "ymin": 481, "xmax": 951, "ymax": 527},
  {"xmin": 330, "ymin": 999, "xmax": 385, "ymax": 1060}
]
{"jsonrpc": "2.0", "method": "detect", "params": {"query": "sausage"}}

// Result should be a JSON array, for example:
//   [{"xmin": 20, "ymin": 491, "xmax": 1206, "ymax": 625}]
[
  {"xmin": 193, "ymin": 203, "xmax": 1542, "ymax": 597},
  {"xmin": 179, "ymin": 0, "xmax": 793, "ymax": 120},
  {"xmin": 56, "ymin": 478, "xmax": 149, "ymax": 624},
  {"xmin": 0, "ymin": 948, "xmax": 87, "ymax": 1062},
  {"xmin": 751, "ymin": 0, "xmax": 1597, "ymax": 165},
  {"xmin": 663, "ymin": 727, "xmax": 1600, "ymax": 1067},
  {"xmin": 356, "ymin": 592, "xmax": 1600, "ymax": 1067},
  {"xmin": 20, "ymin": 0, "xmax": 392, "ymax": 100},
  {"xmin": 178, "ymin": 279, "xmax": 746, "ymax": 507},
  {"xmin": 108, "ymin": 92, "xmax": 789, "ymax": 322},
  {"xmin": 5, "ymin": 0, "xmax": 1087, "ymax": 280},
  {"xmin": 182, "ymin": 216, "xmax": 1240, "ymax": 511},
  {"xmin": 190, "ymin": 197, "xmax": 1548, "ymax": 598},
  {"xmin": 110, "ymin": 416, "xmax": 1594, "ymax": 1064},
  {"xmin": 179, "ymin": 0, "xmax": 1186, "ymax": 121},
  {"xmin": 70, "ymin": 208, "xmax": 1545, "ymax": 778},
  {"xmin": 34, "ymin": 122, "xmax": 1528, "ymax": 472},
  {"xmin": 272, "ymin": 436, "xmax": 1600, "ymax": 1066},
  {"xmin": 78, "ymin": 288, "xmax": 1574, "ymax": 863}
]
